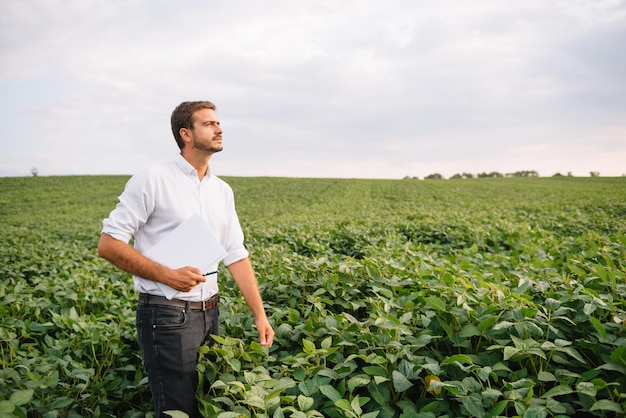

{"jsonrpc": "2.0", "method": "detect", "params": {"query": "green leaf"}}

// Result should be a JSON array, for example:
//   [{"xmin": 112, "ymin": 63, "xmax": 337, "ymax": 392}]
[
  {"xmin": 392, "ymin": 370, "xmax": 413, "ymax": 392},
  {"xmin": 363, "ymin": 366, "xmax": 387, "ymax": 377},
  {"xmin": 297, "ymin": 395, "xmax": 314, "ymax": 411},
  {"xmin": 557, "ymin": 346, "xmax": 586, "ymax": 364},
  {"xmin": 298, "ymin": 380, "xmax": 316, "ymax": 397},
  {"xmin": 458, "ymin": 324, "xmax": 481, "ymax": 338},
  {"xmin": 374, "ymin": 376, "xmax": 390, "ymax": 384},
  {"xmin": 493, "ymin": 320, "xmax": 515, "ymax": 331},
  {"xmin": 522, "ymin": 405, "xmax": 548, "ymax": 418},
  {"xmin": 319, "ymin": 385, "xmax": 341, "ymax": 402},
  {"xmin": 321, "ymin": 336, "xmax": 333, "ymax": 350},
  {"xmin": 442, "ymin": 354, "xmax": 473, "ymax": 365},
  {"xmin": 243, "ymin": 371, "xmax": 257, "ymax": 385},
  {"xmin": 503, "ymin": 346, "xmax": 521, "ymax": 360},
  {"xmin": 541, "ymin": 385, "xmax": 573, "ymax": 399},
  {"xmin": 610, "ymin": 345, "xmax": 626, "ymax": 367},
  {"xmin": 217, "ymin": 413, "xmax": 247, "ymax": 418},
  {"xmin": 165, "ymin": 411, "xmax": 192, "ymax": 418},
  {"xmin": 244, "ymin": 395, "xmax": 265, "ymax": 409},
  {"xmin": 227, "ymin": 358, "xmax": 241, "ymax": 372},
  {"xmin": 424, "ymin": 297, "xmax": 446, "ymax": 312},
  {"xmin": 302, "ymin": 339, "xmax": 316, "ymax": 353},
  {"xmin": 544, "ymin": 298, "xmax": 561, "ymax": 310},
  {"xmin": 478, "ymin": 316, "xmax": 498, "ymax": 332},
  {"xmin": 9, "ymin": 390, "xmax": 33, "ymax": 407},
  {"xmin": 545, "ymin": 398, "xmax": 566, "ymax": 414},
  {"xmin": 351, "ymin": 396, "xmax": 363, "ymax": 415},
  {"xmin": 576, "ymin": 382, "xmax": 596, "ymax": 397},
  {"xmin": 588, "ymin": 316, "xmax": 606, "ymax": 339},
  {"xmin": 583, "ymin": 303, "xmax": 596, "ymax": 315},
  {"xmin": 527, "ymin": 347, "xmax": 547, "ymax": 360},
  {"xmin": 347, "ymin": 375, "xmax": 370, "ymax": 393},
  {"xmin": 0, "ymin": 400, "xmax": 15, "ymax": 413},
  {"xmin": 50, "ymin": 396, "xmax": 74, "ymax": 408},
  {"xmin": 589, "ymin": 399, "xmax": 624, "ymax": 413},
  {"xmin": 367, "ymin": 381, "xmax": 388, "ymax": 406},
  {"xmin": 335, "ymin": 399, "xmax": 354, "ymax": 416},
  {"xmin": 537, "ymin": 371, "xmax": 556, "ymax": 382},
  {"xmin": 462, "ymin": 393, "xmax": 485, "ymax": 418},
  {"xmin": 482, "ymin": 388, "xmax": 502, "ymax": 399},
  {"xmin": 317, "ymin": 368, "xmax": 337, "ymax": 379},
  {"xmin": 437, "ymin": 316, "xmax": 454, "ymax": 337},
  {"xmin": 486, "ymin": 400, "xmax": 508, "ymax": 418}
]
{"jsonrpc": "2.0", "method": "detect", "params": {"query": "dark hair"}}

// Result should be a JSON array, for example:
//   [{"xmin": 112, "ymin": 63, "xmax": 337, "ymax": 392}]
[{"xmin": 170, "ymin": 101, "xmax": 216, "ymax": 149}]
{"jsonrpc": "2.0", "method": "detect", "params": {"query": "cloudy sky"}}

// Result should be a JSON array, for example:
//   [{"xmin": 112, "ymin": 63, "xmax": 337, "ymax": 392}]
[{"xmin": 1, "ymin": 0, "xmax": 625, "ymax": 179}]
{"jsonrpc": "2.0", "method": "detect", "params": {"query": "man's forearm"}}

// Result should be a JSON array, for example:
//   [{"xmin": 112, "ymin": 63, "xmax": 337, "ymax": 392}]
[
  {"xmin": 228, "ymin": 257, "xmax": 274, "ymax": 347},
  {"xmin": 227, "ymin": 258, "xmax": 268, "ymax": 319},
  {"xmin": 97, "ymin": 233, "xmax": 166, "ymax": 282}
]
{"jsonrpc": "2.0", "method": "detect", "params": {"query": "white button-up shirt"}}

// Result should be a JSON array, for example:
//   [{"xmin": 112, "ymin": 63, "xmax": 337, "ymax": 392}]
[{"xmin": 101, "ymin": 154, "xmax": 249, "ymax": 301}]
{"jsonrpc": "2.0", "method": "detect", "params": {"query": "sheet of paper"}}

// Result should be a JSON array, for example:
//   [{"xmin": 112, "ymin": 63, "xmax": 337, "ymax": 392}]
[{"xmin": 143, "ymin": 213, "xmax": 227, "ymax": 299}]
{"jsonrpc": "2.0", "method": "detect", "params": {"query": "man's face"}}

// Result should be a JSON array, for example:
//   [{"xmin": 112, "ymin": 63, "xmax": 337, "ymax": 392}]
[{"xmin": 187, "ymin": 108, "xmax": 223, "ymax": 154}]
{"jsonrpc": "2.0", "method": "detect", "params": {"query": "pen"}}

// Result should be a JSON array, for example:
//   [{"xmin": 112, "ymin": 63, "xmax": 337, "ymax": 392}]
[{"xmin": 203, "ymin": 270, "xmax": 218, "ymax": 276}]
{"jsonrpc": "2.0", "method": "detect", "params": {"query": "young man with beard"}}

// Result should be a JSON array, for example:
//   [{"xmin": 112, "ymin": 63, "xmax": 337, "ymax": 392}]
[{"xmin": 98, "ymin": 101, "xmax": 274, "ymax": 417}]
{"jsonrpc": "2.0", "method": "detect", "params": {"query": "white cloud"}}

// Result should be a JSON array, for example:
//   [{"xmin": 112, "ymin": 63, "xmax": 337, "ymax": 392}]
[{"xmin": 0, "ymin": 0, "xmax": 624, "ymax": 178}]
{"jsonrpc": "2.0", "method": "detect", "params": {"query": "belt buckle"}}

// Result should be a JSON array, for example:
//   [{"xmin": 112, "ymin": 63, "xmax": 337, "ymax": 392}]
[{"xmin": 202, "ymin": 295, "xmax": 217, "ymax": 311}]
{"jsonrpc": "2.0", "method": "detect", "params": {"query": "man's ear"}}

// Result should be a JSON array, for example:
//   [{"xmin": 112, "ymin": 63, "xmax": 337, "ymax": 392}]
[{"xmin": 180, "ymin": 127, "xmax": 192, "ymax": 145}]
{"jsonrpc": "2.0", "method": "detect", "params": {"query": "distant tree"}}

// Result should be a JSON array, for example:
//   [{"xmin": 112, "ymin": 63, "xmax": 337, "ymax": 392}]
[
  {"xmin": 425, "ymin": 173, "xmax": 444, "ymax": 180},
  {"xmin": 31, "ymin": 167, "xmax": 38, "ymax": 177},
  {"xmin": 478, "ymin": 172, "xmax": 503, "ymax": 178},
  {"xmin": 462, "ymin": 172, "xmax": 474, "ymax": 179},
  {"xmin": 590, "ymin": 171, "xmax": 600, "ymax": 177},
  {"xmin": 450, "ymin": 173, "xmax": 462, "ymax": 179},
  {"xmin": 552, "ymin": 172, "xmax": 564, "ymax": 177},
  {"xmin": 512, "ymin": 170, "xmax": 539, "ymax": 177}
]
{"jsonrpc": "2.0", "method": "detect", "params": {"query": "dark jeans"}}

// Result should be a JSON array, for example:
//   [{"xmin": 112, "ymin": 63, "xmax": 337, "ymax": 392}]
[{"xmin": 136, "ymin": 301, "xmax": 219, "ymax": 418}]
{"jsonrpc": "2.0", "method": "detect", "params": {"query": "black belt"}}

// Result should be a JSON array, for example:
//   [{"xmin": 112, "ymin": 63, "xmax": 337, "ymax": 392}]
[{"xmin": 138, "ymin": 293, "xmax": 220, "ymax": 311}]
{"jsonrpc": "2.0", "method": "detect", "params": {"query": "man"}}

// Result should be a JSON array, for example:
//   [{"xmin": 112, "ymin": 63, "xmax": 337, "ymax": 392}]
[{"xmin": 98, "ymin": 101, "xmax": 274, "ymax": 417}]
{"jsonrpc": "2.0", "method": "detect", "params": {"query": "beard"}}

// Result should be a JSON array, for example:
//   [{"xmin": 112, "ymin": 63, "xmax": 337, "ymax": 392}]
[{"xmin": 192, "ymin": 136, "xmax": 223, "ymax": 153}]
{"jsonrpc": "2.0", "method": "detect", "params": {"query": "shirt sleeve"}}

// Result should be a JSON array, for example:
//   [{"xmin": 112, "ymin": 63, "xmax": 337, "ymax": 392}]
[
  {"xmin": 101, "ymin": 168, "xmax": 155, "ymax": 243},
  {"xmin": 221, "ymin": 185, "xmax": 250, "ymax": 266}
]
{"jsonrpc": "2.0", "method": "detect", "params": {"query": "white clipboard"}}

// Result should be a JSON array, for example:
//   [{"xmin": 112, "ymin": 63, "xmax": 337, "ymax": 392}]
[{"xmin": 144, "ymin": 213, "xmax": 227, "ymax": 299}]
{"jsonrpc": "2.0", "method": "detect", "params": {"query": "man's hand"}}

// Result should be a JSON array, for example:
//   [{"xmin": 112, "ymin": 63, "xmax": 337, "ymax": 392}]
[
  {"xmin": 256, "ymin": 316, "xmax": 275, "ymax": 347},
  {"xmin": 164, "ymin": 266, "xmax": 206, "ymax": 292}
]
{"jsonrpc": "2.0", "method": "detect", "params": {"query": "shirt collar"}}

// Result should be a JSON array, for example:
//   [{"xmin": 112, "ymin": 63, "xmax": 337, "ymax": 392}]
[{"xmin": 174, "ymin": 154, "xmax": 211, "ymax": 179}]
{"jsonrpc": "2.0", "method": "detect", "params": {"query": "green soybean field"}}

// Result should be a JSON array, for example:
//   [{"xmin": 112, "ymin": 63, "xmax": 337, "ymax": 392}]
[{"xmin": 1, "ymin": 175, "xmax": 625, "ymax": 418}]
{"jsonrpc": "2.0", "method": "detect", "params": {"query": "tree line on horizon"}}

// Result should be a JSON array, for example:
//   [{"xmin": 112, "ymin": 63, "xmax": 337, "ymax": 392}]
[
  {"xmin": 404, "ymin": 170, "xmax": 607, "ymax": 180},
  {"xmin": 26, "ymin": 166, "xmax": 607, "ymax": 180}
]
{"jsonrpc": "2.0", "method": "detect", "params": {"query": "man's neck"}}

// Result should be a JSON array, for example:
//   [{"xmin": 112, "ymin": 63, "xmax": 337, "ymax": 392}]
[{"xmin": 181, "ymin": 151, "xmax": 211, "ymax": 181}]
